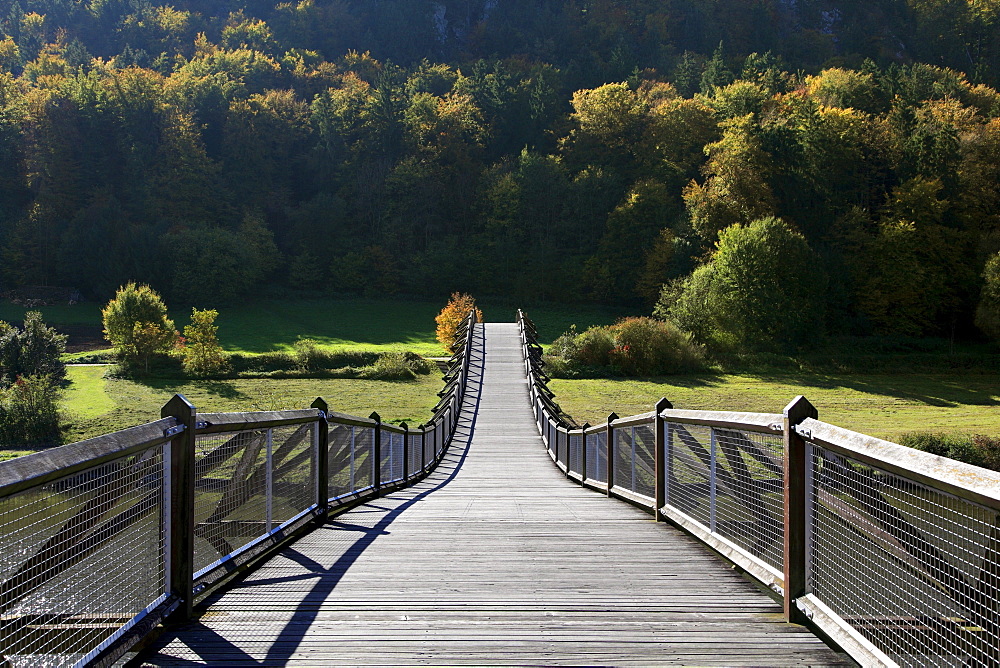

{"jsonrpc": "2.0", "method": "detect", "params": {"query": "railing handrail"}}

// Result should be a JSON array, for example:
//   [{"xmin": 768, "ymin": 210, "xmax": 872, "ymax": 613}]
[
  {"xmin": 0, "ymin": 417, "xmax": 179, "ymax": 499},
  {"xmin": 797, "ymin": 416, "xmax": 1000, "ymax": 509}
]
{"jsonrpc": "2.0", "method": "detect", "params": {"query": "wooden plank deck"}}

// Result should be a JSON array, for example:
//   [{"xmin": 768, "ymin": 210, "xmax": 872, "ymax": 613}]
[{"xmin": 136, "ymin": 323, "xmax": 852, "ymax": 666}]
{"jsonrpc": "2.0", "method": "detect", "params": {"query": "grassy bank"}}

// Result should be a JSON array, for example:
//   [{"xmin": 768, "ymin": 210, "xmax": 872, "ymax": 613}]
[{"xmin": 550, "ymin": 373, "xmax": 1000, "ymax": 442}]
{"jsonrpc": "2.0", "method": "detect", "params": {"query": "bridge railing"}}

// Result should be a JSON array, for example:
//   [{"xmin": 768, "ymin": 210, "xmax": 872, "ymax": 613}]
[
  {"xmin": 518, "ymin": 309, "xmax": 1000, "ymax": 668},
  {"xmin": 0, "ymin": 309, "xmax": 477, "ymax": 668}
]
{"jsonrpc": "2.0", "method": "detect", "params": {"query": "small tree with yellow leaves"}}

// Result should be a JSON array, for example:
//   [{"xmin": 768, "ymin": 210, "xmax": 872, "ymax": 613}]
[
  {"xmin": 435, "ymin": 293, "xmax": 483, "ymax": 354},
  {"xmin": 181, "ymin": 308, "xmax": 230, "ymax": 376},
  {"xmin": 102, "ymin": 283, "xmax": 177, "ymax": 374}
]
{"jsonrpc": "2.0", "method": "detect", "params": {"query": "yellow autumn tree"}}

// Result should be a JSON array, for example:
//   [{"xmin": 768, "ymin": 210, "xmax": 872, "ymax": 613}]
[{"xmin": 435, "ymin": 293, "xmax": 482, "ymax": 353}]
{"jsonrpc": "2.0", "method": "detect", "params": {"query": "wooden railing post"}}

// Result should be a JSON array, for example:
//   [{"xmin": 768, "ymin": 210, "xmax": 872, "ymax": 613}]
[
  {"xmin": 606, "ymin": 412, "xmax": 618, "ymax": 496},
  {"xmin": 401, "ymin": 422, "xmax": 409, "ymax": 480},
  {"xmin": 581, "ymin": 423, "xmax": 591, "ymax": 481},
  {"xmin": 783, "ymin": 395, "xmax": 817, "ymax": 625},
  {"xmin": 311, "ymin": 397, "xmax": 329, "ymax": 516},
  {"xmin": 654, "ymin": 397, "xmax": 672, "ymax": 522},
  {"xmin": 162, "ymin": 393, "xmax": 196, "ymax": 623},
  {"xmin": 370, "ymin": 411, "xmax": 382, "ymax": 491}
]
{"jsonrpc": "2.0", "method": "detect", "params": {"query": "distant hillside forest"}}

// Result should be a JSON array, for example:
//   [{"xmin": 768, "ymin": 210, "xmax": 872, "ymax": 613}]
[{"xmin": 3, "ymin": 0, "xmax": 1000, "ymax": 348}]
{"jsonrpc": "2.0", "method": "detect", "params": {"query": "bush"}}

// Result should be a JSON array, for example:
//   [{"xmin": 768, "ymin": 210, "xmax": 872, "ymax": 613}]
[
  {"xmin": 293, "ymin": 338, "xmax": 328, "ymax": 371},
  {"xmin": 435, "ymin": 293, "xmax": 483, "ymax": 354},
  {"xmin": 550, "ymin": 325, "xmax": 580, "ymax": 359},
  {"xmin": 102, "ymin": 283, "xmax": 177, "ymax": 374},
  {"xmin": 358, "ymin": 351, "xmax": 433, "ymax": 380},
  {"xmin": 574, "ymin": 326, "xmax": 615, "ymax": 367},
  {"xmin": 548, "ymin": 317, "xmax": 705, "ymax": 376},
  {"xmin": 229, "ymin": 351, "xmax": 298, "ymax": 373},
  {"xmin": 609, "ymin": 317, "xmax": 705, "ymax": 375},
  {"xmin": 228, "ymin": 349, "xmax": 382, "ymax": 375},
  {"xmin": 0, "ymin": 375, "xmax": 61, "ymax": 447},
  {"xmin": 0, "ymin": 311, "xmax": 67, "ymax": 387},
  {"xmin": 181, "ymin": 308, "xmax": 230, "ymax": 376},
  {"xmin": 290, "ymin": 339, "xmax": 378, "ymax": 371},
  {"xmin": 972, "ymin": 435, "xmax": 1000, "ymax": 470},
  {"xmin": 899, "ymin": 432, "xmax": 1000, "ymax": 471}
]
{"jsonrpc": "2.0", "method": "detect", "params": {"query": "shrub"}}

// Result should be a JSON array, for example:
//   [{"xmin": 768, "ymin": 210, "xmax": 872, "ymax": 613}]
[
  {"xmin": 359, "ymin": 351, "xmax": 433, "ymax": 380},
  {"xmin": 573, "ymin": 326, "xmax": 615, "ymax": 367},
  {"xmin": 435, "ymin": 292, "xmax": 483, "ymax": 354},
  {"xmin": 899, "ymin": 432, "xmax": 1000, "ymax": 471},
  {"xmin": 293, "ymin": 338, "xmax": 326, "ymax": 371},
  {"xmin": 181, "ymin": 308, "xmax": 230, "ymax": 376},
  {"xmin": 102, "ymin": 283, "xmax": 177, "ymax": 373},
  {"xmin": 972, "ymin": 435, "xmax": 1000, "ymax": 470},
  {"xmin": 549, "ymin": 317, "xmax": 705, "ymax": 376},
  {"xmin": 550, "ymin": 325, "xmax": 580, "ymax": 359},
  {"xmin": 0, "ymin": 311, "xmax": 67, "ymax": 387},
  {"xmin": 609, "ymin": 317, "xmax": 705, "ymax": 375},
  {"xmin": 0, "ymin": 374, "xmax": 61, "ymax": 447},
  {"xmin": 228, "ymin": 350, "xmax": 382, "ymax": 375}
]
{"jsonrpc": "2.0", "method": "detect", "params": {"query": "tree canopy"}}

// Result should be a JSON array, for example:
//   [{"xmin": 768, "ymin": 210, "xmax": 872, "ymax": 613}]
[{"xmin": 2, "ymin": 1, "xmax": 1000, "ymax": 347}]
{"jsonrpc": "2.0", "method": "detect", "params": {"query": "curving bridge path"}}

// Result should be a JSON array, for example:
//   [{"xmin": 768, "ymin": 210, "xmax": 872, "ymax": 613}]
[{"xmin": 138, "ymin": 324, "xmax": 850, "ymax": 665}]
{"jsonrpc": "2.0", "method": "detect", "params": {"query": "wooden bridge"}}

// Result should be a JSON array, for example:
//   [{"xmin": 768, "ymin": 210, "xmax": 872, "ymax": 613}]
[
  {"xmin": 1, "ymin": 311, "xmax": 998, "ymax": 667},
  {"xmin": 137, "ymin": 323, "xmax": 846, "ymax": 665}
]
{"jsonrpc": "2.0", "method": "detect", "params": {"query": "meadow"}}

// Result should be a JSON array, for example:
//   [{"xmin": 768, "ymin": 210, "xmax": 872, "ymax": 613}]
[
  {"xmin": 550, "ymin": 373, "xmax": 1000, "ymax": 442},
  {"xmin": 0, "ymin": 297, "xmax": 629, "ymax": 357},
  {"xmin": 2, "ymin": 297, "xmax": 996, "ymax": 460},
  {"xmin": 0, "ymin": 297, "xmax": 631, "ymax": 460}
]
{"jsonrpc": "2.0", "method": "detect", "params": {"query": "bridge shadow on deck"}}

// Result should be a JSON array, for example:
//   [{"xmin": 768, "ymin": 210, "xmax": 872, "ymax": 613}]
[{"xmin": 135, "ymin": 329, "xmax": 487, "ymax": 666}]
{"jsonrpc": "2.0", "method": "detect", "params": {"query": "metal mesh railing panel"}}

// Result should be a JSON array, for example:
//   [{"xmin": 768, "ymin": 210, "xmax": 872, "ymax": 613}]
[
  {"xmin": 632, "ymin": 424, "xmax": 655, "ymax": 498},
  {"xmin": 558, "ymin": 429, "xmax": 569, "ymax": 469},
  {"xmin": 427, "ymin": 425, "xmax": 436, "ymax": 465},
  {"xmin": 192, "ymin": 429, "xmax": 268, "ymax": 575},
  {"xmin": 667, "ymin": 422, "xmax": 713, "ymax": 528},
  {"xmin": 409, "ymin": 432, "xmax": 421, "ymax": 476},
  {"xmin": 379, "ymin": 430, "xmax": 392, "ymax": 484},
  {"xmin": 0, "ymin": 446, "xmax": 166, "ymax": 666},
  {"xmin": 586, "ymin": 431, "xmax": 608, "ymax": 484},
  {"xmin": 269, "ymin": 422, "xmax": 317, "ymax": 524},
  {"xmin": 712, "ymin": 428, "xmax": 785, "ymax": 572},
  {"xmin": 391, "ymin": 432, "xmax": 404, "ymax": 482},
  {"xmin": 328, "ymin": 425, "xmax": 354, "ymax": 499},
  {"xmin": 612, "ymin": 425, "xmax": 653, "ymax": 498},
  {"xmin": 809, "ymin": 446, "xmax": 1000, "ymax": 667},
  {"xmin": 353, "ymin": 427, "xmax": 374, "ymax": 490},
  {"xmin": 569, "ymin": 434, "xmax": 582, "ymax": 475},
  {"xmin": 613, "ymin": 427, "xmax": 630, "ymax": 490}
]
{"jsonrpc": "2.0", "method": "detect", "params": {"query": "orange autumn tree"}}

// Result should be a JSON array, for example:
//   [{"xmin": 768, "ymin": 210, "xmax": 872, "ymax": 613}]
[{"xmin": 435, "ymin": 293, "xmax": 483, "ymax": 353}]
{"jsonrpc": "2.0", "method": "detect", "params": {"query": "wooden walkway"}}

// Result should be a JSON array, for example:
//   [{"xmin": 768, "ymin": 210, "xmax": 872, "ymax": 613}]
[{"xmin": 137, "ymin": 323, "xmax": 851, "ymax": 666}]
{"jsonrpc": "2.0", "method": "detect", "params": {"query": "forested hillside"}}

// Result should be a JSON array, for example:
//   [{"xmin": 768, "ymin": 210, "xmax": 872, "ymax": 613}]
[{"xmin": 3, "ymin": 0, "xmax": 1000, "ymax": 348}]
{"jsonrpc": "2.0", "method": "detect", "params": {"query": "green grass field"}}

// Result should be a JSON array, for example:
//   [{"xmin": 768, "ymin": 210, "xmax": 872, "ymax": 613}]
[
  {"xmin": 550, "ymin": 373, "xmax": 1000, "ymax": 442},
  {"xmin": 2, "ymin": 297, "xmax": 632, "ymax": 357},
  {"xmin": 55, "ymin": 366, "xmax": 444, "ymax": 446},
  {"xmin": 12, "ymin": 297, "xmax": 997, "ymax": 459},
  {"xmin": 0, "ymin": 297, "xmax": 631, "ymax": 461}
]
